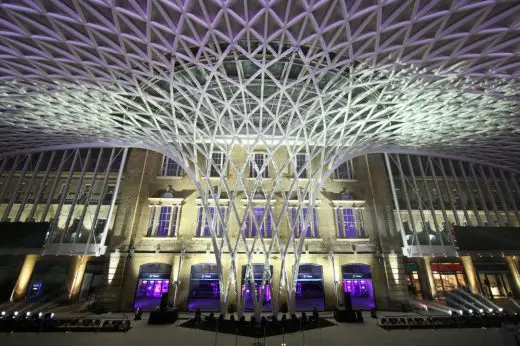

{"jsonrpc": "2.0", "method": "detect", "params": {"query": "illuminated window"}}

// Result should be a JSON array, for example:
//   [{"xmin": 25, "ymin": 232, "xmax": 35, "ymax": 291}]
[
  {"xmin": 147, "ymin": 206, "xmax": 179, "ymax": 237},
  {"xmin": 290, "ymin": 207, "xmax": 319, "ymax": 238},
  {"xmin": 249, "ymin": 153, "xmax": 268, "ymax": 178},
  {"xmin": 196, "ymin": 206, "xmax": 225, "ymax": 237},
  {"xmin": 336, "ymin": 207, "xmax": 366, "ymax": 238},
  {"xmin": 160, "ymin": 156, "xmax": 182, "ymax": 176},
  {"xmin": 245, "ymin": 206, "xmax": 272, "ymax": 237}
]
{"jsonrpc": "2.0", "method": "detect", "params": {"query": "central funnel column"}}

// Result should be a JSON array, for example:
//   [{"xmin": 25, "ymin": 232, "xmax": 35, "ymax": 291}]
[{"xmin": 179, "ymin": 138, "xmax": 338, "ymax": 318}]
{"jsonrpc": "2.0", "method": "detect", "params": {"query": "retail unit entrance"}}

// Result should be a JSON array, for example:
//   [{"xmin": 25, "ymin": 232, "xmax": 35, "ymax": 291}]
[
  {"xmin": 188, "ymin": 263, "xmax": 220, "ymax": 311},
  {"xmin": 241, "ymin": 264, "xmax": 272, "ymax": 311},
  {"xmin": 342, "ymin": 264, "xmax": 375, "ymax": 310},
  {"xmin": 295, "ymin": 264, "xmax": 325, "ymax": 311},
  {"xmin": 431, "ymin": 262, "xmax": 467, "ymax": 298},
  {"xmin": 133, "ymin": 263, "xmax": 171, "ymax": 311}
]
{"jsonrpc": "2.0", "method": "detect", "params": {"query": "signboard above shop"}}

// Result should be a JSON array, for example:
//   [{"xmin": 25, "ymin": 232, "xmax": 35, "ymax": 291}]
[
  {"xmin": 343, "ymin": 272, "xmax": 372, "ymax": 280},
  {"xmin": 138, "ymin": 273, "xmax": 170, "ymax": 280}
]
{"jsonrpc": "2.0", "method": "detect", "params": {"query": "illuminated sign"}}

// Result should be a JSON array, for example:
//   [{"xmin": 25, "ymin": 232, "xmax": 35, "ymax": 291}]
[
  {"xmin": 139, "ymin": 273, "xmax": 170, "ymax": 279},
  {"xmin": 343, "ymin": 272, "xmax": 371, "ymax": 279},
  {"xmin": 191, "ymin": 272, "xmax": 219, "ymax": 280}
]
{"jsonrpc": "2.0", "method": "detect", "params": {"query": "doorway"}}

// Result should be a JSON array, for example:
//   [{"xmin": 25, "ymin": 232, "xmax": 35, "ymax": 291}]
[
  {"xmin": 188, "ymin": 263, "xmax": 220, "ymax": 311},
  {"xmin": 241, "ymin": 264, "xmax": 273, "ymax": 311},
  {"xmin": 133, "ymin": 263, "xmax": 172, "ymax": 311},
  {"xmin": 342, "ymin": 264, "xmax": 375, "ymax": 310},
  {"xmin": 476, "ymin": 263, "xmax": 514, "ymax": 299},
  {"xmin": 431, "ymin": 263, "xmax": 467, "ymax": 298},
  {"xmin": 295, "ymin": 264, "xmax": 325, "ymax": 311}
]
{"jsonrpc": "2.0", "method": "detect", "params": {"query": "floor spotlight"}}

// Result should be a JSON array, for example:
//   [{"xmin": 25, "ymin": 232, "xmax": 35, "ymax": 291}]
[
  {"xmin": 479, "ymin": 309, "xmax": 484, "ymax": 313},
  {"xmin": 498, "ymin": 308, "xmax": 503, "ymax": 312},
  {"xmin": 488, "ymin": 308, "xmax": 493, "ymax": 313}
]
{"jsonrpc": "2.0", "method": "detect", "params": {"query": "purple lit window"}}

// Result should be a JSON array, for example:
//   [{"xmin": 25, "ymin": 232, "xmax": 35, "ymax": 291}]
[
  {"xmin": 337, "ymin": 207, "xmax": 365, "ymax": 238},
  {"xmin": 290, "ymin": 207, "xmax": 319, "ymax": 238},
  {"xmin": 148, "ymin": 206, "xmax": 178, "ymax": 237},
  {"xmin": 157, "ymin": 206, "xmax": 172, "ymax": 236},
  {"xmin": 245, "ymin": 207, "xmax": 272, "ymax": 238},
  {"xmin": 197, "ymin": 206, "xmax": 225, "ymax": 237}
]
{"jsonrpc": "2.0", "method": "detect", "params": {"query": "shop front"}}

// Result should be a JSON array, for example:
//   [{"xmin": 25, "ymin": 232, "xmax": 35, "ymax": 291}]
[
  {"xmin": 241, "ymin": 264, "xmax": 272, "ymax": 311},
  {"xmin": 475, "ymin": 262, "xmax": 514, "ymax": 300},
  {"xmin": 431, "ymin": 262, "xmax": 467, "ymax": 298},
  {"xmin": 25, "ymin": 258, "xmax": 70, "ymax": 302},
  {"xmin": 341, "ymin": 264, "xmax": 375, "ymax": 310},
  {"xmin": 295, "ymin": 264, "xmax": 325, "ymax": 311},
  {"xmin": 188, "ymin": 263, "xmax": 220, "ymax": 311},
  {"xmin": 405, "ymin": 262, "xmax": 424, "ymax": 299},
  {"xmin": 133, "ymin": 263, "xmax": 172, "ymax": 311}
]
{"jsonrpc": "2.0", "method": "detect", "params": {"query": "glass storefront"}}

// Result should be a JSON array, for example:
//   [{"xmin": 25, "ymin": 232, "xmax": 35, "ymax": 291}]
[
  {"xmin": 26, "ymin": 259, "xmax": 70, "ymax": 302},
  {"xmin": 431, "ymin": 263, "xmax": 467, "ymax": 298},
  {"xmin": 476, "ymin": 263, "xmax": 514, "ymax": 300},
  {"xmin": 133, "ymin": 263, "xmax": 172, "ymax": 311},
  {"xmin": 295, "ymin": 264, "xmax": 325, "ymax": 311},
  {"xmin": 342, "ymin": 264, "xmax": 375, "ymax": 310},
  {"xmin": 241, "ymin": 264, "xmax": 272, "ymax": 311},
  {"xmin": 134, "ymin": 276, "xmax": 169, "ymax": 310},
  {"xmin": 405, "ymin": 263, "xmax": 423, "ymax": 300},
  {"xmin": 188, "ymin": 263, "xmax": 220, "ymax": 311}
]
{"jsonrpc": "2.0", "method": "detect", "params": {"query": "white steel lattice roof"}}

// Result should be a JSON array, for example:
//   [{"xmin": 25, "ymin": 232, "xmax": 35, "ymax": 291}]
[{"xmin": 0, "ymin": 0, "xmax": 519, "ymax": 169}]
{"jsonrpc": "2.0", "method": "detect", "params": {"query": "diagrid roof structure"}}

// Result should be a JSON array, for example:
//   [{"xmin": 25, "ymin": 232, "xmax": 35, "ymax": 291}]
[{"xmin": 0, "ymin": 0, "xmax": 519, "ymax": 168}]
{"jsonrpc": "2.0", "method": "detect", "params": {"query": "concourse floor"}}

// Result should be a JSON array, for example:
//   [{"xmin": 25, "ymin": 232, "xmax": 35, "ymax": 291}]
[{"xmin": 0, "ymin": 311, "xmax": 514, "ymax": 346}]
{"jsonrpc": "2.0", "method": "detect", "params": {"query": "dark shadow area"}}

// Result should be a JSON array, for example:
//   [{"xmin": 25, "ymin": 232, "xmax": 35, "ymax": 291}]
[
  {"xmin": 378, "ymin": 312, "xmax": 519, "ymax": 330},
  {"xmin": 180, "ymin": 314, "xmax": 335, "ymax": 337}
]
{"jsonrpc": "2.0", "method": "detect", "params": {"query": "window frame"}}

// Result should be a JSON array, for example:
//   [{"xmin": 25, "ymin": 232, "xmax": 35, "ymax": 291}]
[
  {"xmin": 249, "ymin": 152, "xmax": 269, "ymax": 178},
  {"xmin": 244, "ymin": 206, "xmax": 273, "ymax": 238},
  {"xmin": 333, "ymin": 160, "xmax": 354, "ymax": 180},
  {"xmin": 209, "ymin": 152, "xmax": 226, "ymax": 177},
  {"xmin": 335, "ymin": 206, "xmax": 367, "ymax": 239},
  {"xmin": 294, "ymin": 154, "xmax": 308, "ymax": 179},
  {"xmin": 289, "ymin": 207, "xmax": 319, "ymax": 238},
  {"xmin": 196, "ymin": 205, "xmax": 226, "ymax": 237},
  {"xmin": 160, "ymin": 156, "xmax": 183, "ymax": 177},
  {"xmin": 147, "ymin": 205, "xmax": 180, "ymax": 237}
]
